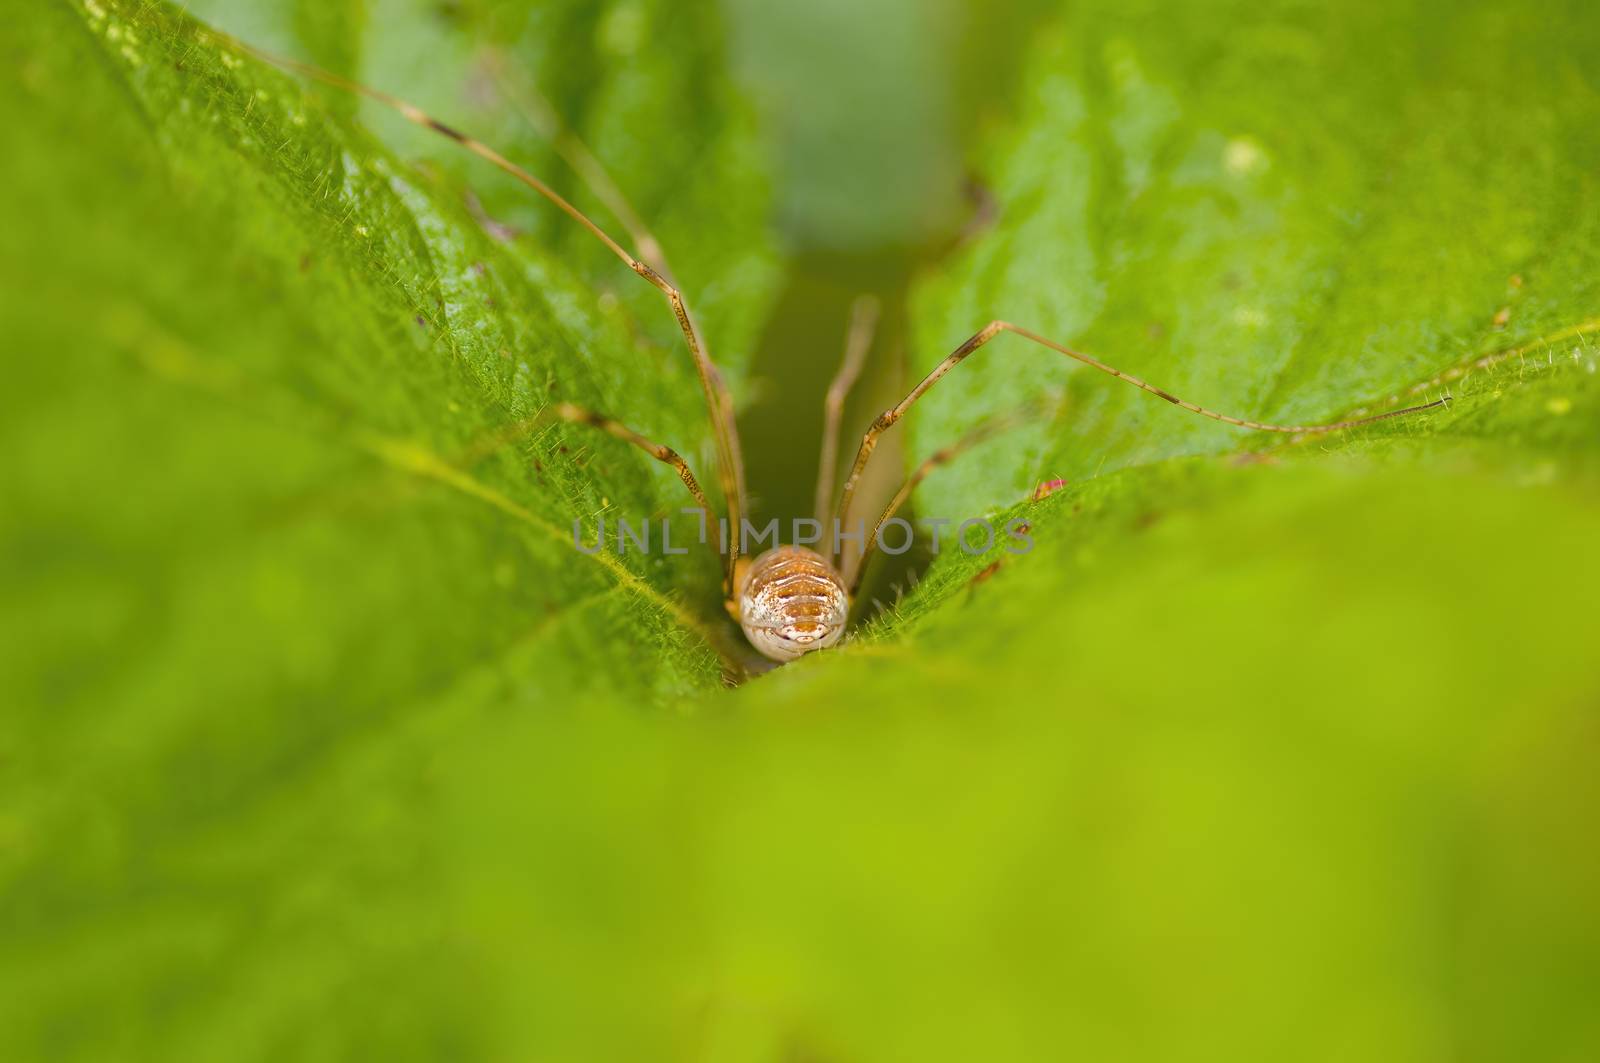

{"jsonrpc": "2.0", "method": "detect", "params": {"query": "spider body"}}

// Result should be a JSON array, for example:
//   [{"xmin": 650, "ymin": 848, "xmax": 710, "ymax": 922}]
[{"xmin": 734, "ymin": 546, "xmax": 851, "ymax": 662}]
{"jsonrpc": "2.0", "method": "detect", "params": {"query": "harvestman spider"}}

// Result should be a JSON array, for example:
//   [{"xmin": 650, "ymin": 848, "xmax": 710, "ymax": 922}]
[{"xmin": 225, "ymin": 32, "xmax": 1449, "ymax": 663}]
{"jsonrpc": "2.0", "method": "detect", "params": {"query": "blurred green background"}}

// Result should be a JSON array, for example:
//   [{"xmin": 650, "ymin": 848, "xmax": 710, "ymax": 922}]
[{"xmin": 3, "ymin": 0, "xmax": 1599, "ymax": 1059}]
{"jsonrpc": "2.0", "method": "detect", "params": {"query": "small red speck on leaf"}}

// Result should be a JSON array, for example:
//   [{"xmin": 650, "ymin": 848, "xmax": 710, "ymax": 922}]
[
  {"xmin": 968, "ymin": 560, "xmax": 1004, "ymax": 589},
  {"xmin": 1031, "ymin": 479, "xmax": 1068, "ymax": 502}
]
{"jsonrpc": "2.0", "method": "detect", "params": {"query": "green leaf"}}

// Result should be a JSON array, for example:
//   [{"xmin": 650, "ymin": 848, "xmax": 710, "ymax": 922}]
[
  {"xmin": 5, "ymin": 0, "xmax": 771, "ymax": 706},
  {"xmin": 842, "ymin": 0, "xmax": 1600, "ymax": 629},
  {"xmin": 4, "ymin": 1, "xmax": 1598, "ymax": 1060},
  {"xmin": 900, "ymin": 1, "xmax": 1600, "ymax": 520}
]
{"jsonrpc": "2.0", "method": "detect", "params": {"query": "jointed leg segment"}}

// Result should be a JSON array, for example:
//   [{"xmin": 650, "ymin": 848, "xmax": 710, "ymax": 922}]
[
  {"xmin": 223, "ymin": 33, "xmax": 747, "ymax": 592},
  {"xmin": 477, "ymin": 47, "xmax": 675, "ymax": 281},
  {"xmin": 831, "ymin": 320, "xmax": 1451, "ymax": 542},
  {"xmin": 539, "ymin": 401, "xmax": 724, "ymax": 593},
  {"xmin": 844, "ymin": 403, "xmax": 1039, "ymax": 593},
  {"xmin": 542, "ymin": 402, "xmax": 712, "ymax": 515},
  {"xmin": 815, "ymin": 295, "xmax": 880, "ymax": 525}
]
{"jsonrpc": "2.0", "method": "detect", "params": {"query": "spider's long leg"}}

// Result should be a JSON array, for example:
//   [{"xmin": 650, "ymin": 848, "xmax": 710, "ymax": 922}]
[
  {"xmin": 815, "ymin": 295, "xmax": 879, "ymax": 529},
  {"xmin": 541, "ymin": 402, "xmax": 725, "ymax": 593},
  {"xmin": 845, "ymin": 405, "xmax": 1028, "ymax": 596},
  {"xmin": 478, "ymin": 47, "xmax": 674, "ymax": 283},
  {"xmin": 833, "ymin": 320, "xmax": 1452, "ymax": 531},
  {"xmin": 220, "ymin": 32, "xmax": 747, "ymax": 592}
]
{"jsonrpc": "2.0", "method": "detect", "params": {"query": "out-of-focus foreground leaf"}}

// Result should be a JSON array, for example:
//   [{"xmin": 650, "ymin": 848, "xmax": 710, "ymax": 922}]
[{"xmin": 3, "ymin": 0, "xmax": 1598, "ymax": 1060}]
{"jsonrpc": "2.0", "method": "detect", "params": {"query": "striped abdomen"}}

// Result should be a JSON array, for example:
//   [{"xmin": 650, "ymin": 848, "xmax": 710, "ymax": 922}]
[{"xmin": 737, "ymin": 546, "xmax": 850, "ymax": 662}]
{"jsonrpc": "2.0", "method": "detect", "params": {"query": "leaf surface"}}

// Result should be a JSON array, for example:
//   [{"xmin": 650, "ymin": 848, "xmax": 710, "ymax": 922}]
[{"xmin": 3, "ymin": 1, "xmax": 1598, "ymax": 1060}]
